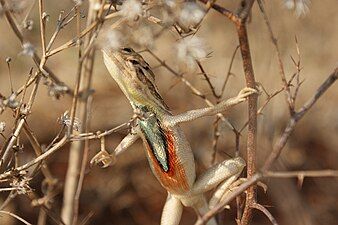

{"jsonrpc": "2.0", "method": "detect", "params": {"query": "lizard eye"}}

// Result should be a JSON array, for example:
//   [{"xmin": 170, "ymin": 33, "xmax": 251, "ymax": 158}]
[
  {"xmin": 122, "ymin": 47, "xmax": 133, "ymax": 53},
  {"xmin": 129, "ymin": 59, "xmax": 139, "ymax": 65}
]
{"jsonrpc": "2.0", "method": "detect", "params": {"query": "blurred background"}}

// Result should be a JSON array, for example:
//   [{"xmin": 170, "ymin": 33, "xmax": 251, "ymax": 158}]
[{"xmin": 0, "ymin": 0, "xmax": 337, "ymax": 224}]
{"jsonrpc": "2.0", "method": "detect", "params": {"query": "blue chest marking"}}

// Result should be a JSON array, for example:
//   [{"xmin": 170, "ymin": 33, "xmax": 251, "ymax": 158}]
[{"xmin": 138, "ymin": 116, "xmax": 170, "ymax": 172}]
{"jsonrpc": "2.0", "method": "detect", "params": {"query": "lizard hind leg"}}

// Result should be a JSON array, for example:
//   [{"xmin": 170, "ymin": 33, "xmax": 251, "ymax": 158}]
[
  {"xmin": 190, "ymin": 157, "xmax": 246, "ymax": 210},
  {"xmin": 161, "ymin": 193, "xmax": 183, "ymax": 225},
  {"xmin": 191, "ymin": 157, "xmax": 246, "ymax": 195}
]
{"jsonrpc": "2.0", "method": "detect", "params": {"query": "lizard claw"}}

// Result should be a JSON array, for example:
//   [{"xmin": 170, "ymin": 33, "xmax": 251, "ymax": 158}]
[
  {"xmin": 90, "ymin": 150, "xmax": 116, "ymax": 168},
  {"xmin": 236, "ymin": 87, "xmax": 258, "ymax": 102},
  {"xmin": 209, "ymin": 178, "xmax": 248, "ymax": 210}
]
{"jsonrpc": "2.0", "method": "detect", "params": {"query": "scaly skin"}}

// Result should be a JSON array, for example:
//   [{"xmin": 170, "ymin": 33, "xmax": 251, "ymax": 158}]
[{"xmin": 91, "ymin": 47, "xmax": 257, "ymax": 225}]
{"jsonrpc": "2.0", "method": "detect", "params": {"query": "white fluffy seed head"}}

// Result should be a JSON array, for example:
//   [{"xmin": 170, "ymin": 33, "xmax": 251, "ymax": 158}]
[
  {"xmin": 99, "ymin": 29, "xmax": 124, "ymax": 51},
  {"xmin": 283, "ymin": 0, "xmax": 310, "ymax": 17},
  {"xmin": 284, "ymin": 0, "xmax": 295, "ymax": 9},
  {"xmin": 178, "ymin": 2, "xmax": 205, "ymax": 28},
  {"xmin": 295, "ymin": 0, "xmax": 310, "ymax": 17},
  {"xmin": 21, "ymin": 42, "xmax": 35, "ymax": 57},
  {"xmin": 131, "ymin": 25, "xmax": 154, "ymax": 48},
  {"xmin": 176, "ymin": 36, "xmax": 209, "ymax": 69},
  {"xmin": 120, "ymin": 0, "xmax": 143, "ymax": 21},
  {"xmin": 105, "ymin": 30, "xmax": 124, "ymax": 50}
]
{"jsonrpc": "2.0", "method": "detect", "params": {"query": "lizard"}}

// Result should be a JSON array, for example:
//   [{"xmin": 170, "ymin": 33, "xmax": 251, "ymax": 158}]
[{"xmin": 91, "ymin": 47, "xmax": 257, "ymax": 225}]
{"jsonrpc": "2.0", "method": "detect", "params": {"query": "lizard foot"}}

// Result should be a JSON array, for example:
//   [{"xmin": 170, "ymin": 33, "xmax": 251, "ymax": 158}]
[
  {"xmin": 220, "ymin": 178, "xmax": 247, "ymax": 209},
  {"xmin": 236, "ymin": 87, "xmax": 258, "ymax": 102},
  {"xmin": 209, "ymin": 178, "xmax": 247, "ymax": 210},
  {"xmin": 90, "ymin": 150, "xmax": 116, "ymax": 168}
]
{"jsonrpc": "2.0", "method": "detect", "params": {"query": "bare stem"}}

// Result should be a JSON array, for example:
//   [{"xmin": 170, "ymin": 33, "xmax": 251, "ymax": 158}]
[
  {"xmin": 61, "ymin": 6, "xmax": 84, "ymax": 225},
  {"xmin": 61, "ymin": 2, "xmax": 106, "ymax": 224},
  {"xmin": 236, "ymin": 20, "xmax": 258, "ymax": 225},
  {"xmin": 38, "ymin": 0, "xmax": 46, "ymax": 56},
  {"xmin": 198, "ymin": 1, "xmax": 257, "ymax": 224}
]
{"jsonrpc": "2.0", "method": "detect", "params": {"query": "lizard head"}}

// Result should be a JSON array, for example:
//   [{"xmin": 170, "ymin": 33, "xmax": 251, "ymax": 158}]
[{"xmin": 102, "ymin": 47, "xmax": 170, "ymax": 113}]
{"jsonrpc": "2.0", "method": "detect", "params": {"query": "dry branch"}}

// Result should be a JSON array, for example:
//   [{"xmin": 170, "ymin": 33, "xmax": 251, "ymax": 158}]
[
  {"xmin": 0, "ymin": 210, "xmax": 32, "ymax": 225},
  {"xmin": 262, "ymin": 67, "xmax": 338, "ymax": 171},
  {"xmin": 0, "ymin": 1, "xmax": 337, "ymax": 225},
  {"xmin": 0, "ymin": 0, "xmax": 71, "ymax": 93},
  {"xmin": 251, "ymin": 203, "xmax": 278, "ymax": 225},
  {"xmin": 195, "ymin": 67, "xmax": 338, "ymax": 225}
]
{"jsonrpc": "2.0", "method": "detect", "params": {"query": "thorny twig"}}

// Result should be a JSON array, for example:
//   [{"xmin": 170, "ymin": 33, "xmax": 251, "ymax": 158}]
[
  {"xmin": 263, "ymin": 68, "xmax": 338, "ymax": 171},
  {"xmin": 196, "ymin": 60, "xmax": 221, "ymax": 98},
  {"xmin": 46, "ymin": 6, "xmax": 78, "ymax": 52},
  {"xmin": 0, "ymin": 136, "xmax": 68, "ymax": 180},
  {"xmin": 0, "ymin": 74, "xmax": 41, "ymax": 169},
  {"xmin": 195, "ymin": 68, "xmax": 338, "ymax": 224},
  {"xmin": 265, "ymin": 169, "xmax": 338, "ymax": 178},
  {"xmin": 0, "ymin": 210, "xmax": 32, "ymax": 225},
  {"xmin": 239, "ymin": 88, "xmax": 284, "ymax": 133},
  {"xmin": 251, "ymin": 203, "xmax": 278, "ymax": 225},
  {"xmin": 236, "ymin": 19, "xmax": 258, "ymax": 225},
  {"xmin": 221, "ymin": 45, "xmax": 240, "ymax": 96},
  {"xmin": 70, "ymin": 122, "xmax": 129, "ymax": 141},
  {"xmin": 46, "ymin": 11, "xmax": 120, "ymax": 57},
  {"xmin": 257, "ymin": 0, "xmax": 295, "ymax": 115},
  {"xmin": 0, "ymin": 0, "xmax": 71, "ymax": 93}
]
